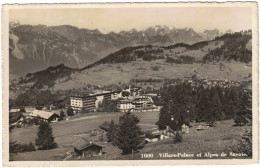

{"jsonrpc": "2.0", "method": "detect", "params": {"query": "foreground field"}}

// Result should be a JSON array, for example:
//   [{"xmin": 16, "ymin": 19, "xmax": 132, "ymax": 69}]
[
  {"xmin": 9, "ymin": 111, "xmax": 159, "ymax": 161},
  {"xmin": 115, "ymin": 120, "xmax": 251, "ymax": 160},
  {"xmin": 10, "ymin": 111, "xmax": 250, "ymax": 161}
]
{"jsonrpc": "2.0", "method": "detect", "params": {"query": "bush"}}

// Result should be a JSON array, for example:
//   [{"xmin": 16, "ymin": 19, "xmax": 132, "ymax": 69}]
[
  {"xmin": 99, "ymin": 121, "xmax": 110, "ymax": 132},
  {"xmin": 229, "ymin": 129, "xmax": 252, "ymax": 157},
  {"xmin": 234, "ymin": 115, "xmax": 247, "ymax": 126},
  {"xmin": 10, "ymin": 142, "xmax": 36, "ymax": 153},
  {"xmin": 81, "ymin": 108, "xmax": 90, "ymax": 113},
  {"xmin": 60, "ymin": 110, "xmax": 66, "ymax": 118},
  {"xmin": 173, "ymin": 131, "xmax": 183, "ymax": 144},
  {"xmin": 66, "ymin": 107, "xmax": 74, "ymax": 116},
  {"xmin": 145, "ymin": 130, "xmax": 154, "ymax": 139},
  {"xmin": 21, "ymin": 117, "xmax": 43, "ymax": 126},
  {"xmin": 150, "ymin": 65, "xmax": 160, "ymax": 71},
  {"xmin": 89, "ymin": 131, "xmax": 97, "ymax": 137},
  {"xmin": 96, "ymin": 100, "xmax": 118, "ymax": 112}
]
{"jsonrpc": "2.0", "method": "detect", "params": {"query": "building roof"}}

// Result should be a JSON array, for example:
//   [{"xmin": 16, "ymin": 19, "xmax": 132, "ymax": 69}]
[
  {"xmin": 134, "ymin": 97, "xmax": 150, "ymax": 100},
  {"xmin": 141, "ymin": 93, "xmax": 157, "ymax": 97},
  {"xmin": 134, "ymin": 106, "xmax": 157, "ymax": 110},
  {"xmin": 30, "ymin": 110, "xmax": 60, "ymax": 120},
  {"xmin": 51, "ymin": 109, "xmax": 62, "ymax": 116},
  {"xmin": 24, "ymin": 106, "xmax": 35, "ymax": 113},
  {"xmin": 10, "ymin": 109, "xmax": 21, "ymax": 113},
  {"xmin": 73, "ymin": 139, "xmax": 103, "ymax": 151},
  {"xmin": 71, "ymin": 90, "xmax": 122, "ymax": 99},
  {"xmin": 117, "ymin": 99, "xmax": 133, "ymax": 104}
]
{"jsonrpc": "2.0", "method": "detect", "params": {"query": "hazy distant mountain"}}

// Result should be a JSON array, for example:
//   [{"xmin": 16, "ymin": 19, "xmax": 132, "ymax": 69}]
[
  {"xmin": 9, "ymin": 23, "xmax": 221, "ymax": 75},
  {"xmin": 199, "ymin": 29, "xmax": 220, "ymax": 40}
]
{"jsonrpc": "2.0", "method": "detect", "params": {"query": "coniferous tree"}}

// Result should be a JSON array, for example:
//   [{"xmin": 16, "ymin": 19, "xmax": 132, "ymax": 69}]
[
  {"xmin": 156, "ymin": 106, "xmax": 171, "ymax": 130},
  {"xmin": 60, "ymin": 110, "xmax": 65, "ymax": 118},
  {"xmin": 209, "ymin": 92, "xmax": 222, "ymax": 125},
  {"xmin": 35, "ymin": 122, "xmax": 57, "ymax": 150},
  {"xmin": 227, "ymin": 100, "xmax": 235, "ymax": 119},
  {"xmin": 195, "ymin": 91, "xmax": 208, "ymax": 122},
  {"xmin": 107, "ymin": 120, "xmax": 116, "ymax": 143},
  {"xmin": 156, "ymin": 85, "xmax": 171, "ymax": 130},
  {"xmin": 114, "ymin": 112, "xmax": 144, "ymax": 154}
]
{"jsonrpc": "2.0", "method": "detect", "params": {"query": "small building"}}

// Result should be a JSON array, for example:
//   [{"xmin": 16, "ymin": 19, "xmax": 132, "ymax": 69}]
[
  {"xmin": 29, "ymin": 110, "xmax": 62, "ymax": 123},
  {"xmin": 10, "ymin": 108, "xmax": 21, "ymax": 113},
  {"xmin": 182, "ymin": 124, "xmax": 189, "ymax": 133},
  {"xmin": 10, "ymin": 108, "xmax": 26, "ymax": 113},
  {"xmin": 24, "ymin": 106, "xmax": 35, "ymax": 113},
  {"xmin": 73, "ymin": 139, "xmax": 103, "ymax": 158}
]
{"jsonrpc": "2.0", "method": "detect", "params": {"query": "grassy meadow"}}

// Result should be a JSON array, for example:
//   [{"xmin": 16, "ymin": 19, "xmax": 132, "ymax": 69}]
[
  {"xmin": 53, "ymin": 60, "xmax": 251, "ymax": 91},
  {"xmin": 9, "ymin": 111, "xmax": 250, "ymax": 161},
  {"xmin": 9, "ymin": 111, "xmax": 159, "ymax": 161}
]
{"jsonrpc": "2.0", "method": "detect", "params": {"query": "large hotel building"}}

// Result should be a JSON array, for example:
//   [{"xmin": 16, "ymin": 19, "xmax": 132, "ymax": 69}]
[{"xmin": 70, "ymin": 91, "xmax": 121, "ymax": 112}]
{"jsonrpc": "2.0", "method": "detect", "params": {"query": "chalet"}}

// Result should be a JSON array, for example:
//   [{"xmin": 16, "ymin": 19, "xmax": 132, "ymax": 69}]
[
  {"xmin": 29, "ymin": 110, "xmax": 62, "ymax": 123},
  {"xmin": 73, "ymin": 139, "xmax": 103, "ymax": 158}
]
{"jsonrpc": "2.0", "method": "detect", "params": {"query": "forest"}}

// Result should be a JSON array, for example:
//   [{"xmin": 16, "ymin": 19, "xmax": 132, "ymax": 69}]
[
  {"xmin": 156, "ymin": 82, "xmax": 251, "ymax": 131},
  {"xmin": 9, "ymin": 90, "xmax": 68, "ymax": 109},
  {"xmin": 17, "ymin": 64, "xmax": 77, "ymax": 89},
  {"xmin": 203, "ymin": 32, "xmax": 252, "ymax": 63}
]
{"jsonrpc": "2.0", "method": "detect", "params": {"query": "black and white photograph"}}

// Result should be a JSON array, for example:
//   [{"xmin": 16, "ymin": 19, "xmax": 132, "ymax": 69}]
[{"xmin": 2, "ymin": 2, "xmax": 258, "ymax": 166}]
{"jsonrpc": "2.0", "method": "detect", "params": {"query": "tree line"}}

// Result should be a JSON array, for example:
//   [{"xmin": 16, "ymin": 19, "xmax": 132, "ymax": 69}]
[
  {"xmin": 165, "ymin": 55, "xmax": 196, "ymax": 64},
  {"xmin": 9, "ymin": 90, "xmax": 67, "ymax": 109},
  {"xmin": 18, "ymin": 64, "xmax": 76, "ymax": 89},
  {"xmin": 157, "ymin": 82, "xmax": 251, "ymax": 131},
  {"xmin": 203, "ymin": 32, "xmax": 252, "ymax": 63}
]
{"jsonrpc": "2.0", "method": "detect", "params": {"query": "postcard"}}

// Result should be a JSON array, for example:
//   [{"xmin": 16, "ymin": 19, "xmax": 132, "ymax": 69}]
[{"xmin": 2, "ymin": 2, "xmax": 258, "ymax": 166}]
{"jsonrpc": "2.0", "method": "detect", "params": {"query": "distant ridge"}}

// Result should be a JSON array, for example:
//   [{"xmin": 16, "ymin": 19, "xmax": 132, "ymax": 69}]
[{"xmin": 9, "ymin": 23, "xmax": 224, "ymax": 75}]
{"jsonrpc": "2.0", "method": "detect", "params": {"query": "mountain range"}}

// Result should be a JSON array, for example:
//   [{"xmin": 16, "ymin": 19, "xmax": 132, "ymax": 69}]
[
  {"xmin": 9, "ymin": 23, "xmax": 224, "ymax": 75},
  {"xmin": 9, "ymin": 31, "xmax": 252, "ymax": 99}
]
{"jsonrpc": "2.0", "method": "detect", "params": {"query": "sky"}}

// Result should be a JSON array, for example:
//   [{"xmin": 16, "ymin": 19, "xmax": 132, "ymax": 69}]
[{"xmin": 9, "ymin": 7, "xmax": 252, "ymax": 33}]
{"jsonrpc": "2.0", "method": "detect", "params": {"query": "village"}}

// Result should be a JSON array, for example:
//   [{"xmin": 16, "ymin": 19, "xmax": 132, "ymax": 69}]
[{"xmin": 9, "ymin": 76, "xmax": 252, "ymax": 160}]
